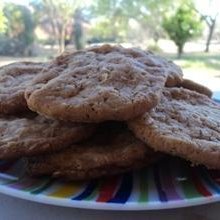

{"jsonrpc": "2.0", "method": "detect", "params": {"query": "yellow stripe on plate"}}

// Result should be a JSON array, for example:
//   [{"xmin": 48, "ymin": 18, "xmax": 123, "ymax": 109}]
[{"xmin": 49, "ymin": 182, "xmax": 82, "ymax": 198}]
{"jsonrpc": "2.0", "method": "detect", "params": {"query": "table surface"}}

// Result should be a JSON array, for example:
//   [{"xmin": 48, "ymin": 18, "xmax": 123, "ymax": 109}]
[
  {"xmin": 1, "ymin": 80, "xmax": 220, "ymax": 220},
  {"xmin": 0, "ymin": 193, "xmax": 220, "ymax": 220}
]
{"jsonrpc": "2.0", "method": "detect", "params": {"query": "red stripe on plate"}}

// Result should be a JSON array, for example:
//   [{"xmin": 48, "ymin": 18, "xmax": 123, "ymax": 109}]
[
  {"xmin": 96, "ymin": 176, "xmax": 119, "ymax": 202},
  {"xmin": 191, "ymin": 168, "xmax": 212, "ymax": 197}
]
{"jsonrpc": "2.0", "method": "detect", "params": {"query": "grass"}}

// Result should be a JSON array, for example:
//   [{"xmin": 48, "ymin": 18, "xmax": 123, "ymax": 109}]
[{"xmin": 162, "ymin": 52, "xmax": 220, "ymax": 78}]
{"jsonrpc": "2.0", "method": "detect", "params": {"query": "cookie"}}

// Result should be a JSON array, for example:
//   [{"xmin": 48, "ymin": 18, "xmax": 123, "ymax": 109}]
[
  {"xmin": 25, "ymin": 44, "xmax": 182, "ymax": 122},
  {"xmin": 91, "ymin": 45, "xmax": 183, "ymax": 87},
  {"xmin": 165, "ymin": 70, "xmax": 183, "ymax": 87},
  {"xmin": 0, "ymin": 115, "xmax": 96, "ymax": 160},
  {"xmin": 25, "ymin": 123, "xmax": 160, "ymax": 180},
  {"xmin": 128, "ymin": 87, "xmax": 220, "ymax": 169},
  {"xmin": 177, "ymin": 78, "xmax": 212, "ymax": 98},
  {"xmin": 0, "ymin": 62, "xmax": 48, "ymax": 115}
]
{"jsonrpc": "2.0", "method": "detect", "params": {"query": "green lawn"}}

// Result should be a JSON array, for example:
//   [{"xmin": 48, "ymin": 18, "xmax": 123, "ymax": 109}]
[{"xmin": 164, "ymin": 52, "xmax": 220, "ymax": 78}]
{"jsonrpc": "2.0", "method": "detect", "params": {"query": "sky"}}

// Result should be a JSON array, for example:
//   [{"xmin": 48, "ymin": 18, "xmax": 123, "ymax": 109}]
[
  {"xmin": 3, "ymin": 0, "xmax": 30, "ymax": 5},
  {"xmin": 195, "ymin": 0, "xmax": 220, "ymax": 17}
]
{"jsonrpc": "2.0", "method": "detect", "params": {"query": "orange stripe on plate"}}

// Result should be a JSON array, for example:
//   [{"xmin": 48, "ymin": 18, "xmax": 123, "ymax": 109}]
[{"xmin": 49, "ymin": 182, "xmax": 82, "ymax": 198}]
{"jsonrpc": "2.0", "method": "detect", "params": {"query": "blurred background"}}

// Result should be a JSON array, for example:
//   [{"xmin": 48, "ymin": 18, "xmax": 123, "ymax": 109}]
[{"xmin": 0, "ymin": 0, "xmax": 220, "ymax": 93}]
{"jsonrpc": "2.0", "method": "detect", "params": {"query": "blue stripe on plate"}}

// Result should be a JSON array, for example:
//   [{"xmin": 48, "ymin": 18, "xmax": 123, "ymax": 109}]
[{"xmin": 108, "ymin": 173, "xmax": 133, "ymax": 203}]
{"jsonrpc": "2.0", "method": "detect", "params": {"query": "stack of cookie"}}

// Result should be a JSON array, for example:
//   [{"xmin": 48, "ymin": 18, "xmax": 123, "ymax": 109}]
[{"xmin": 0, "ymin": 44, "xmax": 219, "ymax": 181}]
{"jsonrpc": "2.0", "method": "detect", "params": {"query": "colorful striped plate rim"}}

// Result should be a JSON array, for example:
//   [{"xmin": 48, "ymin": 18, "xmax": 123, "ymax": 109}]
[
  {"xmin": 0, "ymin": 157, "xmax": 220, "ymax": 210},
  {"xmin": 0, "ymin": 98, "xmax": 219, "ymax": 210}
]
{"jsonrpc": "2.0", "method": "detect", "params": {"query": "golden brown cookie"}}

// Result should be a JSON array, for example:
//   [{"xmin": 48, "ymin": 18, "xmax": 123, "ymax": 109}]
[
  {"xmin": 25, "ymin": 123, "xmax": 160, "ymax": 180},
  {"xmin": 163, "ymin": 64, "xmax": 183, "ymax": 87},
  {"xmin": 128, "ymin": 87, "xmax": 220, "ymax": 169},
  {"xmin": 0, "ymin": 62, "xmax": 48, "ymax": 115},
  {"xmin": 0, "ymin": 115, "xmax": 96, "ymax": 160},
  {"xmin": 177, "ymin": 78, "xmax": 212, "ymax": 98},
  {"xmin": 25, "ymin": 44, "xmax": 182, "ymax": 122}
]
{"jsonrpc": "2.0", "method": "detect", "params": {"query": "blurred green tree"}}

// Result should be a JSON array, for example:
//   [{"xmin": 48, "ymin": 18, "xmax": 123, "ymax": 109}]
[
  {"xmin": 132, "ymin": 0, "xmax": 176, "ymax": 44},
  {"xmin": 163, "ymin": 4, "xmax": 203, "ymax": 58},
  {"xmin": 2, "ymin": 3, "xmax": 35, "ymax": 55},
  {"xmin": 89, "ymin": 0, "xmax": 178, "ymax": 44},
  {"xmin": 0, "ymin": 3, "xmax": 7, "ymax": 33},
  {"xmin": 4, "ymin": 4, "xmax": 35, "ymax": 44},
  {"xmin": 90, "ymin": 0, "xmax": 131, "ymax": 42}
]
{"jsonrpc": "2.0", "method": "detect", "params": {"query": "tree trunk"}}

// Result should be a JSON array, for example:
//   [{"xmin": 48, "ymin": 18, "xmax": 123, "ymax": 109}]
[
  {"xmin": 153, "ymin": 31, "xmax": 160, "ymax": 45},
  {"xmin": 177, "ymin": 44, "xmax": 183, "ymax": 58},
  {"xmin": 74, "ymin": 23, "xmax": 83, "ymax": 50},
  {"xmin": 205, "ymin": 19, "xmax": 216, "ymax": 53},
  {"xmin": 73, "ymin": 9, "xmax": 83, "ymax": 50},
  {"xmin": 60, "ymin": 26, "xmax": 66, "ymax": 53},
  {"xmin": 191, "ymin": 5, "xmax": 218, "ymax": 53},
  {"xmin": 50, "ymin": 20, "xmax": 57, "ymax": 50},
  {"xmin": 46, "ymin": 0, "xmax": 59, "ymax": 50}
]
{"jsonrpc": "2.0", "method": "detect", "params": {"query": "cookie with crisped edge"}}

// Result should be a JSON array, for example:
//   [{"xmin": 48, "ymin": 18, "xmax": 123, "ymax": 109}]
[
  {"xmin": 177, "ymin": 78, "xmax": 212, "ymax": 98},
  {"xmin": 25, "ymin": 122, "xmax": 160, "ymax": 181},
  {"xmin": 25, "ymin": 44, "xmax": 182, "ymax": 122},
  {"xmin": 0, "ymin": 115, "xmax": 96, "ymax": 160},
  {"xmin": 0, "ymin": 62, "xmax": 48, "ymax": 115},
  {"xmin": 128, "ymin": 87, "xmax": 220, "ymax": 169},
  {"xmin": 163, "ymin": 64, "xmax": 183, "ymax": 87},
  {"xmin": 165, "ymin": 72, "xmax": 183, "ymax": 87}
]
